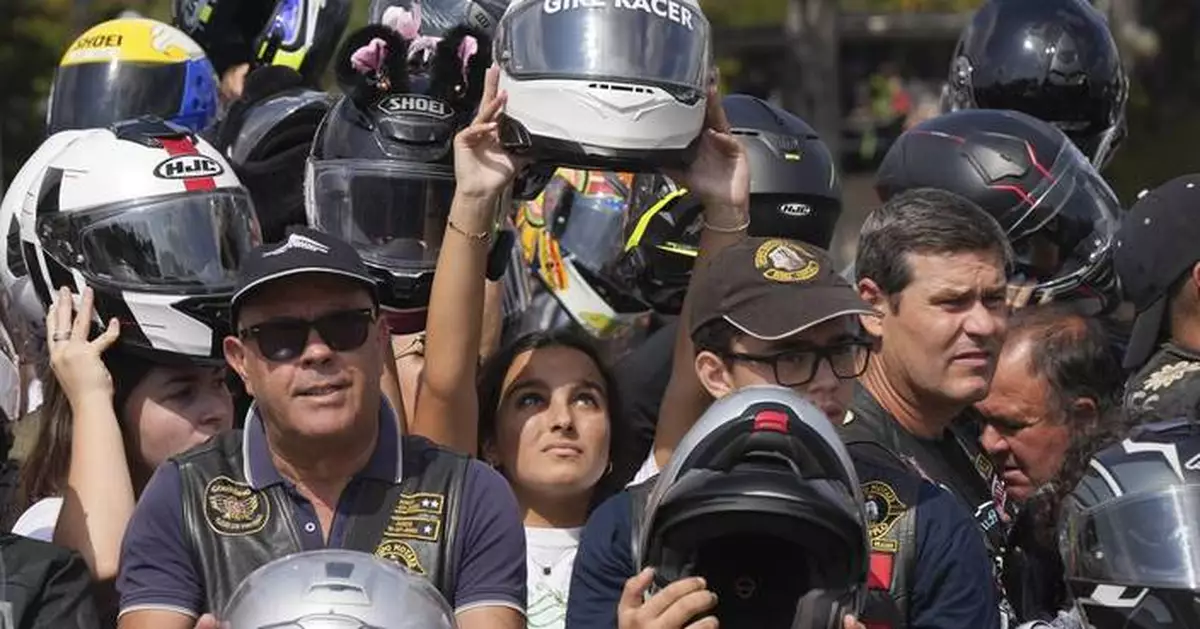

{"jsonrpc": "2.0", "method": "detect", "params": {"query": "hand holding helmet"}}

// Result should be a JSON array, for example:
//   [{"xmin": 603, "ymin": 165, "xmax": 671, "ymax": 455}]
[
  {"xmin": 45, "ymin": 286, "xmax": 120, "ymax": 408},
  {"xmin": 453, "ymin": 64, "xmax": 529, "ymax": 201},
  {"xmin": 618, "ymin": 567, "xmax": 718, "ymax": 629},
  {"xmin": 661, "ymin": 84, "xmax": 751, "ymax": 223}
]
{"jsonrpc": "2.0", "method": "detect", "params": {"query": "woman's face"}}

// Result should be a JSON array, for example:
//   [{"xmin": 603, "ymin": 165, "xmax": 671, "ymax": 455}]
[
  {"xmin": 123, "ymin": 364, "xmax": 234, "ymax": 471},
  {"xmin": 487, "ymin": 346, "xmax": 611, "ymax": 499}
]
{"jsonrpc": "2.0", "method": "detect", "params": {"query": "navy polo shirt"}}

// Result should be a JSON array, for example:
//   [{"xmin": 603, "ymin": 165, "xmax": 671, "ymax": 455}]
[{"xmin": 117, "ymin": 404, "xmax": 526, "ymax": 619}]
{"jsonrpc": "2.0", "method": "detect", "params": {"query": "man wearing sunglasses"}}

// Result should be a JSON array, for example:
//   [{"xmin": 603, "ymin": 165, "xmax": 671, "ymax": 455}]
[
  {"xmin": 116, "ymin": 228, "xmax": 526, "ymax": 629},
  {"xmin": 568, "ymin": 238, "xmax": 999, "ymax": 629}
]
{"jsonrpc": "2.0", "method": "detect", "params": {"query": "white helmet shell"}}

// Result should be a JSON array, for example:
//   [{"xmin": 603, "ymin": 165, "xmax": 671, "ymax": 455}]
[
  {"xmin": 221, "ymin": 550, "xmax": 458, "ymax": 629},
  {"xmin": 494, "ymin": 0, "xmax": 713, "ymax": 171},
  {"xmin": 21, "ymin": 119, "xmax": 261, "ymax": 362}
]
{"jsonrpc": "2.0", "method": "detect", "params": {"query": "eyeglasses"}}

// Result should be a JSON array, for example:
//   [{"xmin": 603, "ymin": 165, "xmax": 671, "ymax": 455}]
[
  {"xmin": 239, "ymin": 308, "xmax": 376, "ymax": 362},
  {"xmin": 721, "ymin": 341, "xmax": 872, "ymax": 387}
]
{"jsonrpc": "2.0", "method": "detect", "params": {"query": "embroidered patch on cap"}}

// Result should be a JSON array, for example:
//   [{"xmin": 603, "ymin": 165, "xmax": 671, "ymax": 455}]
[{"xmin": 754, "ymin": 239, "xmax": 820, "ymax": 283}]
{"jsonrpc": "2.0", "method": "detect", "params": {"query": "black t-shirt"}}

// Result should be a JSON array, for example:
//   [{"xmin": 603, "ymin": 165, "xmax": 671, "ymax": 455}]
[
  {"xmin": 609, "ymin": 318, "xmax": 677, "ymax": 487},
  {"xmin": 841, "ymin": 383, "xmax": 1016, "ymax": 625}
]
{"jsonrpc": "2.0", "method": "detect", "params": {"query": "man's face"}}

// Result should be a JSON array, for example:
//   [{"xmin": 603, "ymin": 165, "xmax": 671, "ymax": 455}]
[
  {"xmin": 864, "ymin": 250, "xmax": 1009, "ymax": 406},
  {"xmin": 225, "ymin": 275, "xmax": 386, "ymax": 440},
  {"xmin": 975, "ymin": 339, "xmax": 1072, "ymax": 503},
  {"xmin": 698, "ymin": 317, "xmax": 868, "ymax": 423}
]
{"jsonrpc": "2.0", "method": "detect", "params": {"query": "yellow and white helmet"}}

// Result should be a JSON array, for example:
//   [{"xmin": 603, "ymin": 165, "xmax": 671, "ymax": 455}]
[{"xmin": 47, "ymin": 18, "xmax": 220, "ymax": 134}]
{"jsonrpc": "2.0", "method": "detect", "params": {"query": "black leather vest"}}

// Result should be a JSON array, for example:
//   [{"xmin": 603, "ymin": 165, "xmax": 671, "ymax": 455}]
[
  {"xmin": 174, "ymin": 431, "xmax": 470, "ymax": 614},
  {"xmin": 626, "ymin": 447, "xmax": 921, "ymax": 629},
  {"xmin": 844, "ymin": 440, "xmax": 922, "ymax": 629},
  {"xmin": 843, "ymin": 385, "xmax": 1017, "ymax": 627}
]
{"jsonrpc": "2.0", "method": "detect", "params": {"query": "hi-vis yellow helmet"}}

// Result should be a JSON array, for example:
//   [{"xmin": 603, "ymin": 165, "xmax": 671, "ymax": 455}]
[{"xmin": 48, "ymin": 18, "xmax": 219, "ymax": 134}]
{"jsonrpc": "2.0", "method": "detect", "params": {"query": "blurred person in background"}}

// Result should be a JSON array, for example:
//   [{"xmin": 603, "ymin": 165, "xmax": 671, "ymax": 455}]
[
  {"xmin": 1116, "ymin": 175, "xmax": 1200, "ymax": 424},
  {"xmin": 172, "ymin": 0, "xmax": 351, "ymax": 102},
  {"xmin": 973, "ymin": 303, "xmax": 1125, "ymax": 625}
]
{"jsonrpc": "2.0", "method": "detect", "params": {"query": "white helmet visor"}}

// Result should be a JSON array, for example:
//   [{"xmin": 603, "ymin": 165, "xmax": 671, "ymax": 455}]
[{"xmin": 496, "ymin": 0, "xmax": 712, "ymax": 94}]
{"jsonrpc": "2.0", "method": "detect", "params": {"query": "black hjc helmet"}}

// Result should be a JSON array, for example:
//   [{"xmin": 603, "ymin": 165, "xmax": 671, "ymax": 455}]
[
  {"xmin": 944, "ymin": 0, "xmax": 1128, "ymax": 170},
  {"xmin": 616, "ymin": 95, "xmax": 842, "ymax": 315},
  {"xmin": 876, "ymin": 108, "xmax": 1121, "ymax": 313}
]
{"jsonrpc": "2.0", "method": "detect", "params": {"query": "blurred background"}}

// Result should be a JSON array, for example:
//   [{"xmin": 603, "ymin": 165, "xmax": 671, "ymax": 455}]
[{"xmin": 1, "ymin": 0, "xmax": 1195, "ymax": 263}]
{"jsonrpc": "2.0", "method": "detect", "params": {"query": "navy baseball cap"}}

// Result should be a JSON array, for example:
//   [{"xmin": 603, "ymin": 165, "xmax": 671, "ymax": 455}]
[{"xmin": 230, "ymin": 227, "xmax": 379, "ymax": 327}]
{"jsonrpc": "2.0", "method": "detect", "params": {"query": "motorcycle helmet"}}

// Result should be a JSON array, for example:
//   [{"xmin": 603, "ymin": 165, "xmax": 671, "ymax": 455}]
[
  {"xmin": 0, "ymin": 323, "xmax": 20, "ymax": 423},
  {"xmin": 221, "ymin": 550, "xmax": 456, "ymax": 629},
  {"xmin": 47, "ymin": 18, "xmax": 219, "ymax": 135},
  {"xmin": 876, "ymin": 109, "xmax": 1120, "ymax": 313},
  {"xmin": 493, "ymin": 0, "xmax": 714, "ymax": 172},
  {"xmin": 369, "ymin": 0, "xmax": 511, "ymax": 37},
  {"xmin": 1060, "ymin": 419, "xmax": 1200, "ymax": 628},
  {"xmin": 251, "ymin": 0, "xmax": 352, "ymax": 84},
  {"xmin": 306, "ymin": 10, "xmax": 496, "ymax": 334},
  {"xmin": 635, "ymin": 386, "xmax": 867, "ymax": 628},
  {"xmin": 21, "ymin": 117, "xmax": 262, "ymax": 363},
  {"xmin": 0, "ymin": 131, "xmax": 90, "ymax": 330},
  {"xmin": 944, "ymin": 0, "xmax": 1128, "ymax": 170},
  {"xmin": 512, "ymin": 168, "xmax": 654, "ymax": 361},
  {"xmin": 212, "ymin": 66, "xmax": 333, "ymax": 243},
  {"xmin": 616, "ymin": 95, "xmax": 843, "ymax": 315}
]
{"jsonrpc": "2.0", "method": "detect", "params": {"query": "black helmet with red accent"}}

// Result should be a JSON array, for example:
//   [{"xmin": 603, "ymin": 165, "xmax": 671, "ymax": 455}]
[
  {"xmin": 634, "ymin": 385, "xmax": 867, "ymax": 628},
  {"xmin": 875, "ymin": 108, "xmax": 1120, "ymax": 313}
]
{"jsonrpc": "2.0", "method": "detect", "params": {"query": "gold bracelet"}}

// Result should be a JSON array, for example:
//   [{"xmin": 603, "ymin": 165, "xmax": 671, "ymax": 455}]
[
  {"xmin": 448, "ymin": 219, "xmax": 492, "ymax": 245},
  {"xmin": 701, "ymin": 215, "xmax": 750, "ymax": 233}
]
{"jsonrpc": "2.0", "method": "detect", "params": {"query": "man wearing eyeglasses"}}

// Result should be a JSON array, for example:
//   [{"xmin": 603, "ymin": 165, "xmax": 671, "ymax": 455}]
[
  {"xmin": 115, "ymin": 228, "xmax": 526, "ymax": 629},
  {"xmin": 567, "ymin": 238, "xmax": 999, "ymax": 629}
]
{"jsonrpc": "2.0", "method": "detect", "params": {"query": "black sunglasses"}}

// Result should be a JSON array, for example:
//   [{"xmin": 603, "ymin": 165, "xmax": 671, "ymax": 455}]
[{"xmin": 239, "ymin": 308, "xmax": 376, "ymax": 362}]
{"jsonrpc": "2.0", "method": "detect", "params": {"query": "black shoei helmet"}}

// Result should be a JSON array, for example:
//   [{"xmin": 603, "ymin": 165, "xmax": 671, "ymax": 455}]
[
  {"xmin": 1060, "ymin": 419, "xmax": 1200, "ymax": 629},
  {"xmin": 876, "ymin": 108, "xmax": 1120, "ymax": 313},
  {"xmin": 618, "ymin": 94, "xmax": 842, "ymax": 315},
  {"xmin": 305, "ymin": 17, "xmax": 494, "ymax": 333},
  {"xmin": 944, "ymin": 0, "xmax": 1128, "ymax": 170},
  {"xmin": 635, "ymin": 386, "xmax": 867, "ymax": 629}
]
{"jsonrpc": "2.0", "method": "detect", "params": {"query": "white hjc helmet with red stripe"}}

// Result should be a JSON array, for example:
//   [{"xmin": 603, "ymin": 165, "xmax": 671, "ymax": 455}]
[{"xmin": 20, "ymin": 117, "xmax": 263, "ymax": 364}]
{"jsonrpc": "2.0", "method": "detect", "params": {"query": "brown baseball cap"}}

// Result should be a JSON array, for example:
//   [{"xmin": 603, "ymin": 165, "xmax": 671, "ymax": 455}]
[{"xmin": 688, "ymin": 238, "xmax": 877, "ymax": 340}]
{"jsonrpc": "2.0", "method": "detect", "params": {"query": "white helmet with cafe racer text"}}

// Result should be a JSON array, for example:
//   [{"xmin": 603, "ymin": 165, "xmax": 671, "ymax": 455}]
[
  {"xmin": 20, "ymin": 117, "xmax": 262, "ymax": 364},
  {"xmin": 493, "ymin": 0, "xmax": 713, "ymax": 173}
]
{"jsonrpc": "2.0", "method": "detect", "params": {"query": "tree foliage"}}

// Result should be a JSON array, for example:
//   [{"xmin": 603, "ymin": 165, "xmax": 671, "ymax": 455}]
[{"xmin": 700, "ymin": 0, "xmax": 984, "ymax": 27}]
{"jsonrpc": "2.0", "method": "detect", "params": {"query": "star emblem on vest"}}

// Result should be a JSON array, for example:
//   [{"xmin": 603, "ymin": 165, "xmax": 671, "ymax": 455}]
[{"xmin": 263, "ymin": 233, "xmax": 331, "ymax": 258}]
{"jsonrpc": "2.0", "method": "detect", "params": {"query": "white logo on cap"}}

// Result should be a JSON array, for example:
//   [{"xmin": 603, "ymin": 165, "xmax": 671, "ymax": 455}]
[{"xmin": 263, "ymin": 234, "xmax": 330, "ymax": 258}]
